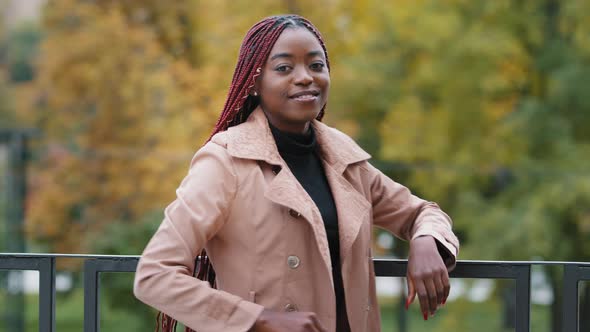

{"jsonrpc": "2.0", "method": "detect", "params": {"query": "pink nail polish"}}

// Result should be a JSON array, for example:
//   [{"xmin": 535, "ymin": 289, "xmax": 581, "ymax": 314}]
[{"xmin": 405, "ymin": 299, "xmax": 410, "ymax": 310}]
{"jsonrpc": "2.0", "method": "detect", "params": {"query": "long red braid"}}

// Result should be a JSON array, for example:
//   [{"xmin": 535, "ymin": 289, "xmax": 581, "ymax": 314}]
[
  {"xmin": 156, "ymin": 15, "xmax": 330, "ymax": 332},
  {"xmin": 208, "ymin": 14, "xmax": 331, "ymax": 140}
]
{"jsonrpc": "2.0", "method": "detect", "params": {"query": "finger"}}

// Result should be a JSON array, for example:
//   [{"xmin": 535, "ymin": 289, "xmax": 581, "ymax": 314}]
[
  {"xmin": 309, "ymin": 312, "xmax": 327, "ymax": 332},
  {"xmin": 415, "ymin": 281, "xmax": 430, "ymax": 320},
  {"xmin": 433, "ymin": 272, "xmax": 445, "ymax": 306},
  {"xmin": 441, "ymin": 269, "xmax": 450, "ymax": 305},
  {"xmin": 424, "ymin": 277, "xmax": 438, "ymax": 315},
  {"xmin": 406, "ymin": 276, "xmax": 416, "ymax": 310}
]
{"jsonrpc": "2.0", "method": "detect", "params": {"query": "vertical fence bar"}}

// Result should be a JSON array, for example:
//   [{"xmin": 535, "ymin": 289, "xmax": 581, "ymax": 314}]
[
  {"xmin": 563, "ymin": 265, "xmax": 579, "ymax": 332},
  {"xmin": 0, "ymin": 254, "xmax": 41, "ymax": 331},
  {"xmin": 38, "ymin": 257, "xmax": 56, "ymax": 332},
  {"xmin": 84, "ymin": 259, "xmax": 99, "ymax": 332},
  {"xmin": 514, "ymin": 265, "xmax": 531, "ymax": 332},
  {"xmin": 82, "ymin": 257, "xmax": 139, "ymax": 332}
]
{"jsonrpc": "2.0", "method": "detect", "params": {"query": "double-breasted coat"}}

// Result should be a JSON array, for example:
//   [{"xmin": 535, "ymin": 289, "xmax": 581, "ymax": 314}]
[{"xmin": 133, "ymin": 107, "xmax": 460, "ymax": 332}]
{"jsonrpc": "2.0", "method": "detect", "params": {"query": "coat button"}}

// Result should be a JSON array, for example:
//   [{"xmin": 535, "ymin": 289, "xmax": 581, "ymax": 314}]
[
  {"xmin": 284, "ymin": 303, "xmax": 298, "ymax": 312},
  {"xmin": 288, "ymin": 209, "xmax": 301, "ymax": 218},
  {"xmin": 271, "ymin": 165, "xmax": 281, "ymax": 175},
  {"xmin": 287, "ymin": 255, "xmax": 300, "ymax": 269}
]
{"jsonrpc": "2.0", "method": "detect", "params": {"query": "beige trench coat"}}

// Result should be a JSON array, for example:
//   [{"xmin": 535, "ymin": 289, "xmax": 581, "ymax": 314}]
[{"xmin": 134, "ymin": 107, "xmax": 459, "ymax": 332}]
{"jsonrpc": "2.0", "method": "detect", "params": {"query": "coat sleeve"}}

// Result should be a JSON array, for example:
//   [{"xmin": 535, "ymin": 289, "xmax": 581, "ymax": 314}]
[
  {"xmin": 363, "ymin": 162, "xmax": 460, "ymax": 269},
  {"xmin": 133, "ymin": 141, "xmax": 264, "ymax": 332}
]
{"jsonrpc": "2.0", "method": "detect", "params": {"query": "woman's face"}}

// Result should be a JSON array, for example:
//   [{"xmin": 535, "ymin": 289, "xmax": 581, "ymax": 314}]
[{"xmin": 256, "ymin": 27, "xmax": 330, "ymax": 134}]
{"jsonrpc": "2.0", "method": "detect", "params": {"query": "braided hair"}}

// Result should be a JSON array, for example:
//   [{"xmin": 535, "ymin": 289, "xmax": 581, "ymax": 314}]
[
  {"xmin": 157, "ymin": 15, "xmax": 330, "ymax": 332},
  {"xmin": 208, "ymin": 14, "xmax": 331, "ymax": 140}
]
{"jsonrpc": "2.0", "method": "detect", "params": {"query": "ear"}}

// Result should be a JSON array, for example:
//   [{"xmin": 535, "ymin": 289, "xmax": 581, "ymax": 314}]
[{"xmin": 251, "ymin": 67, "xmax": 262, "ymax": 96}]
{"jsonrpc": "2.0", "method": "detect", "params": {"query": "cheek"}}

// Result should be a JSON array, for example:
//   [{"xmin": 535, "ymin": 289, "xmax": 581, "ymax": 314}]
[
  {"xmin": 261, "ymin": 75, "xmax": 289, "ymax": 98},
  {"xmin": 317, "ymin": 71, "xmax": 330, "ymax": 86},
  {"xmin": 319, "ymin": 74, "xmax": 330, "ymax": 92}
]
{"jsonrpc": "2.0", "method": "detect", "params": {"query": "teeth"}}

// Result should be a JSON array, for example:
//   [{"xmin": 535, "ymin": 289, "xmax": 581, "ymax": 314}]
[
  {"xmin": 294, "ymin": 95, "xmax": 316, "ymax": 100},
  {"xmin": 292, "ymin": 92, "xmax": 318, "ymax": 98}
]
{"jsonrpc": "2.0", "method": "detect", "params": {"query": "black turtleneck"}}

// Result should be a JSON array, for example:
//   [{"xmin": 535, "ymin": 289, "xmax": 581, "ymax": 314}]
[{"xmin": 269, "ymin": 122, "xmax": 350, "ymax": 332}]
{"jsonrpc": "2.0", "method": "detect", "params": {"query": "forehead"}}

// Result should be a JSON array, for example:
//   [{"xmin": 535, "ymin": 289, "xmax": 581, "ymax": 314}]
[{"xmin": 268, "ymin": 27, "xmax": 324, "ymax": 58}]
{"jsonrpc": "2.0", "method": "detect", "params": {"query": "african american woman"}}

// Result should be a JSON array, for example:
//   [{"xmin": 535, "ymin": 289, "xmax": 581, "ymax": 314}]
[{"xmin": 134, "ymin": 14, "xmax": 459, "ymax": 332}]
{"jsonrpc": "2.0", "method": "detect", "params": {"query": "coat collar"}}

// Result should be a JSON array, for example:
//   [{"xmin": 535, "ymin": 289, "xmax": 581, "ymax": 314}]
[
  {"xmin": 223, "ymin": 107, "xmax": 372, "ymax": 279},
  {"xmin": 225, "ymin": 107, "xmax": 371, "ymax": 173}
]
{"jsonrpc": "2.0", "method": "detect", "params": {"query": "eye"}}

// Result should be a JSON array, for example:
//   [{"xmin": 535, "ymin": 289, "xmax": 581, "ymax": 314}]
[
  {"xmin": 275, "ymin": 65, "xmax": 292, "ymax": 72},
  {"xmin": 310, "ymin": 62, "xmax": 325, "ymax": 71}
]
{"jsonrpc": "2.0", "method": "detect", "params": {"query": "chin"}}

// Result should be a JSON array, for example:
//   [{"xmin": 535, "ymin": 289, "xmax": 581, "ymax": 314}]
[{"xmin": 292, "ymin": 108, "xmax": 321, "ymax": 122}]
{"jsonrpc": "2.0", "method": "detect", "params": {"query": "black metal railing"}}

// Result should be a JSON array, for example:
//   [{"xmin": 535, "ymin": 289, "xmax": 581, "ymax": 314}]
[{"xmin": 0, "ymin": 253, "xmax": 589, "ymax": 332}]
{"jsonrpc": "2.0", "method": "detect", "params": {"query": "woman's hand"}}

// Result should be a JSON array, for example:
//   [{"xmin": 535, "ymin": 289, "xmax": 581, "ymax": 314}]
[
  {"xmin": 250, "ymin": 309, "xmax": 328, "ymax": 332},
  {"xmin": 406, "ymin": 235, "xmax": 450, "ymax": 320}
]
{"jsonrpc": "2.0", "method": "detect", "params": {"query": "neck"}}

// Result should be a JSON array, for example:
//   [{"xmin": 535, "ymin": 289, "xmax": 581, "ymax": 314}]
[{"xmin": 262, "ymin": 113, "xmax": 311, "ymax": 135}]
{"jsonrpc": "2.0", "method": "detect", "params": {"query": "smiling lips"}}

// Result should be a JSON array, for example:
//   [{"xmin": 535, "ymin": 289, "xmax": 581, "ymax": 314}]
[{"xmin": 290, "ymin": 90, "xmax": 320, "ymax": 102}]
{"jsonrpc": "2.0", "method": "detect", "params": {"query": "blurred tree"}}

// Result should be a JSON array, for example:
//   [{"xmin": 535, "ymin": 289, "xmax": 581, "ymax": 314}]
[
  {"xmin": 20, "ymin": 0, "xmax": 363, "ymax": 255},
  {"xmin": 23, "ymin": 0, "xmax": 220, "ymax": 255},
  {"xmin": 342, "ymin": 1, "xmax": 590, "ymax": 330},
  {"xmin": 0, "ymin": 21, "xmax": 42, "ymax": 83},
  {"xmin": 12, "ymin": 0, "xmax": 590, "ymax": 329}
]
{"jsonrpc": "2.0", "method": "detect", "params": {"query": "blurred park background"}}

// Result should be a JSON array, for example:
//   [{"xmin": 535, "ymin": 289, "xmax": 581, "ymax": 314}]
[{"xmin": 1, "ymin": 0, "xmax": 589, "ymax": 331}]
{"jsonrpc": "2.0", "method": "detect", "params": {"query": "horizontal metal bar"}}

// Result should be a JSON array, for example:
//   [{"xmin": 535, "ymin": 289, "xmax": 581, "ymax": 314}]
[
  {"xmin": 0, "ymin": 253, "xmax": 141, "ymax": 259},
  {"xmin": 373, "ymin": 259, "xmax": 407, "ymax": 277},
  {"xmin": 0, "ymin": 256, "xmax": 45, "ymax": 270},
  {"xmin": 83, "ymin": 257, "xmax": 138, "ymax": 273},
  {"xmin": 576, "ymin": 265, "xmax": 590, "ymax": 279},
  {"xmin": 373, "ymin": 259, "xmax": 532, "ymax": 279},
  {"xmin": 2, "ymin": 254, "xmax": 590, "ymax": 267}
]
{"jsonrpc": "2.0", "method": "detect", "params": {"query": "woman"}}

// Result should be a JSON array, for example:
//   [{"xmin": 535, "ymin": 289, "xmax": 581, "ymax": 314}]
[{"xmin": 134, "ymin": 14, "xmax": 459, "ymax": 332}]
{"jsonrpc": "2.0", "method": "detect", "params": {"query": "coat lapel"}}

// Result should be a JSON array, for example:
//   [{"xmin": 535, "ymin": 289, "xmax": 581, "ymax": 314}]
[
  {"xmin": 312, "ymin": 122, "xmax": 372, "ymax": 263},
  {"xmin": 322, "ymin": 163, "xmax": 372, "ymax": 263},
  {"xmin": 224, "ymin": 107, "xmax": 372, "ymax": 272}
]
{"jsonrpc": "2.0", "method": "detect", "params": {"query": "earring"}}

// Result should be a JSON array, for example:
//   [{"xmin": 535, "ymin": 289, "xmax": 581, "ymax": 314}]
[{"xmin": 253, "ymin": 91, "xmax": 258, "ymax": 96}]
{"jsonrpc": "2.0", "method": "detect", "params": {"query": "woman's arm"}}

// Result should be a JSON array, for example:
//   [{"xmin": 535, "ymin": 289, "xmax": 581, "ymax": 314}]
[
  {"xmin": 363, "ymin": 162, "xmax": 459, "ymax": 265},
  {"xmin": 362, "ymin": 162, "xmax": 459, "ymax": 319},
  {"xmin": 133, "ymin": 142, "xmax": 264, "ymax": 332}
]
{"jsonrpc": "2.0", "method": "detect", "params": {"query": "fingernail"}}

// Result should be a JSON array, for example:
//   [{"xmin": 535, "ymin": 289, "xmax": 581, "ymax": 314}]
[
  {"xmin": 405, "ymin": 298, "xmax": 410, "ymax": 310},
  {"xmin": 442, "ymin": 298, "xmax": 446, "ymax": 305},
  {"xmin": 423, "ymin": 312, "xmax": 428, "ymax": 321}
]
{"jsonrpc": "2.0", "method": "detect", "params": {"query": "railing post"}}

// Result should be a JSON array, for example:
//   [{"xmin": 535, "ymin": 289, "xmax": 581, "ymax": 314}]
[
  {"xmin": 84, "ymin": 259, "xmax": 100, "ymax": 332},
  {"xmin": 38, "ymin": 257, "xmax": 56, "ymax": 332},
  {"xmin": 563, "ymin": 265, "xmax": 580, "ymax": 332},
  {"xmin": 514, "ymin": 265, "xmax": 531, "ymax": 332},
  {"xmin": 82, "ymin": 257, "xmax": 139, "ymax": 332}
]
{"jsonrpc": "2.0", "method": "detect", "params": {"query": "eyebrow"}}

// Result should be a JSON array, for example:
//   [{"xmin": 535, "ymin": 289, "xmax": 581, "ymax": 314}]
[{"xmin": 269, "ymin": 50, "xmax": 324, "ymax": 61}]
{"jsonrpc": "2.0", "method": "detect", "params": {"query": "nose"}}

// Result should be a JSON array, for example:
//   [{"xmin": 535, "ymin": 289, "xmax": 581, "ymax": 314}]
[{"xmin": 293, "ymin": 66, "xmax": 313, "ymax": 86}]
